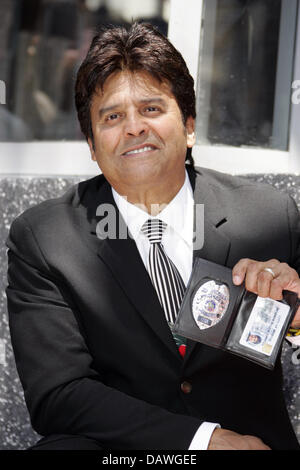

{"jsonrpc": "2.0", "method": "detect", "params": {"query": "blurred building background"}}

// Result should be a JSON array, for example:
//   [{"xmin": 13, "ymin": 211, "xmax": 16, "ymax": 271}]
[
  {"xmin": 0, "ymin": 0, "xmax": 169, "ymax": 142},
  {"xmin": 0, "ymin": 0, "xmax": 299, "ymax": 449}
]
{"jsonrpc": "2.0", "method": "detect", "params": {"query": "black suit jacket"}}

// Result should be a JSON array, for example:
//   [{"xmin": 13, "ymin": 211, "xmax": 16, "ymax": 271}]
[{"xmin": 6, "ymin": 167, "xmax": 300, "ymax": 449}]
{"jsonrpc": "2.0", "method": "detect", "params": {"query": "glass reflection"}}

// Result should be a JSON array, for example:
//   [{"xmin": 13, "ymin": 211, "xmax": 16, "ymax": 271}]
[{"xmin": 0, "ymin": 0, "xmax": 169, "ymax": 142}]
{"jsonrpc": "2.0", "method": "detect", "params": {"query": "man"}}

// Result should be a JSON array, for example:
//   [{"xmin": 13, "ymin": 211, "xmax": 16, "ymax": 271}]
[{"xmin": 6, "ymin": 22, "xmax": 300, "ymax": 450}]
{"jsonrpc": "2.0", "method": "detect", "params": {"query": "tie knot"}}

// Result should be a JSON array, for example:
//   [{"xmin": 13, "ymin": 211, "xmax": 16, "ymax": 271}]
[{"xmin": 141, "ymin": 219, "xmax": 167, "ymax": 244}]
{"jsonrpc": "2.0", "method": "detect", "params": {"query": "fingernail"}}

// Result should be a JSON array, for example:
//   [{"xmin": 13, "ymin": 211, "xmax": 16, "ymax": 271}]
[{"xmin": 233, "ymin": 275, "xmax": 241, "ymax": 285}]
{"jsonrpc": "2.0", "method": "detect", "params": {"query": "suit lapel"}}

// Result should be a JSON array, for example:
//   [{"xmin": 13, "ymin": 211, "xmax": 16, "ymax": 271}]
[
  {"xmin": 190, "ymin": 168, "xmax": 231, "ymax": 266},
  {"xmin": 184, "ymin": 168, "xmax": 231, "ymax": 363}
]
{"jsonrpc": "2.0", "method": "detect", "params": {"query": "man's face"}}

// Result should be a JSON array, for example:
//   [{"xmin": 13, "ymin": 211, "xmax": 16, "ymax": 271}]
[{"xmin": 88, "ymin": 70, "xmax": 195, "ymax": 198}]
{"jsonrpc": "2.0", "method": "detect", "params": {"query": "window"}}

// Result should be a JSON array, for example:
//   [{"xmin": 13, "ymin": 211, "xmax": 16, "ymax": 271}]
[
  {"xmin": 168, "ymin": 0, "xmax": 300, "ymax": 174},
  {"xmin": 0, "ymin": 0, "xmax": 170, "ymax": 142},
  {"xmin": 196, "ymin": 0, "xmax": 298, "ymax": 151}
]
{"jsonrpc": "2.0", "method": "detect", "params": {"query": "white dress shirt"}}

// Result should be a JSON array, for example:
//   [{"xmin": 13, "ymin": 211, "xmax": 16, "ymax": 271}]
[{"xmin": 112, "ymin": 171, "xmax": 219, "ymax": 450}]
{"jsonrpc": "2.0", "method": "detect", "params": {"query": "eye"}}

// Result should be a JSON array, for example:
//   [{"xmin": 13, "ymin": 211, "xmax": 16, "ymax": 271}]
[
  {"xmin": 143, "ymin": 106, "xmax": 161, "ymax": 115},
  {"xmin": 105, "ymin": 113, "xmax": 120, "ymax": 122}
]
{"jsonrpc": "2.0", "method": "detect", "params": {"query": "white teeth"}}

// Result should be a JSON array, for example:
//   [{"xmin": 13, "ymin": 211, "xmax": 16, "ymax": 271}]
[{"xmin": 124, "ymin": 146, "xmax": 154, "ymax": 155}]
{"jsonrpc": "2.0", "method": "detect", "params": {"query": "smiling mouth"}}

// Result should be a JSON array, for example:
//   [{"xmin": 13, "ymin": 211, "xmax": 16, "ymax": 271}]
[{"xmin": 122, "ymin": 146, "xmax": 157, "ymax": 156}]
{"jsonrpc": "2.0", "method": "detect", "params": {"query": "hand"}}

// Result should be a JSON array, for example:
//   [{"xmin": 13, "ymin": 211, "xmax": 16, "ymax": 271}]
[
  {"xmin": 232, "ymin": 258, "xmax": 300, "ymax": 328},
  {"xmin": 208, "ymin": 428, "xmax": 271, "ymax": 450}
]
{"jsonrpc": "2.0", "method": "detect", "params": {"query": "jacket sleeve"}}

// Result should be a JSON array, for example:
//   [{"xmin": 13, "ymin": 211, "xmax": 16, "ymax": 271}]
[{"xmin": 6, "ymin": 214, "xmax": 202, "ymax": 450}]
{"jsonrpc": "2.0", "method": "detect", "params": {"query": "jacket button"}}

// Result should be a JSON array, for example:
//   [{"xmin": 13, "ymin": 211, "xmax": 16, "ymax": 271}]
[{"xmin": 181, "ymin": 381, "xmax": 192, "ymax": 394}]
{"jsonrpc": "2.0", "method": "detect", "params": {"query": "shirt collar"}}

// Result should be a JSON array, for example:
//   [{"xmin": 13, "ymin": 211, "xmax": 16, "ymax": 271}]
[{"xmin": 112, "ymin": 171, "xmax": 194, "ymax": 246}]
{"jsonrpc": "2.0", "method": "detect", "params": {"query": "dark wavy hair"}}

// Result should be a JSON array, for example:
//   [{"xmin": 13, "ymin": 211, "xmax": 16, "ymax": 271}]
[{"xmin": 75, "ymin": 22, "xmax": 196, "ymax": 166}]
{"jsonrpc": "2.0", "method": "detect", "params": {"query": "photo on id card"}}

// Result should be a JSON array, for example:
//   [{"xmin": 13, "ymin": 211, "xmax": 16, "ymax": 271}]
[{"xmin": 239, "ymin": 297, "xmax": 290, "ymax": 356}]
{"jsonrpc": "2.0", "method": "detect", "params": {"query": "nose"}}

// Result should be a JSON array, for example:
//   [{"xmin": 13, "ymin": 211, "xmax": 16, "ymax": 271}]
[{"xmin": 124, "ymin": 111, "xmax": 148, "ymax": 138}]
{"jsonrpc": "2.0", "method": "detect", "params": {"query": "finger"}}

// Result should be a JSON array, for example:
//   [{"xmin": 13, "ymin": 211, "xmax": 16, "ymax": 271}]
[
  {"xmin": 244, "ymin": 261, "xmax": 265, "ymax": 293},
  {"xmin": 256, "ymin": 269, "xmax": 274, "ymax": 298},
  {"xmin": 232, "ymin": 258, "xmax": 255, "ymax": 285},
  {"xmin": 268, "ymin": 278, "xmax": 284, "ymax": 300},
  {"xmin": 269, "ymin": 264, "xmax": 299, "ymax": 300},
  {"xmin": 251, "ymin": 260, "xmax": 280, "ymax": 296}
]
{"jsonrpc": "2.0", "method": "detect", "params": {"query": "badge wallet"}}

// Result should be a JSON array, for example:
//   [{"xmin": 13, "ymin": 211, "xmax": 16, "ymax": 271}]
[{"xmin": 173, "ymin": 258, "xmax": 299, "ymax": 369}]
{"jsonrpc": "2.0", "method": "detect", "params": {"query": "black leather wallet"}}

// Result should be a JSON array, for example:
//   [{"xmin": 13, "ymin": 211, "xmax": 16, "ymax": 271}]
[{"xmin": 173, "ymin": 258, "xmax": 299, "ymax": 369}]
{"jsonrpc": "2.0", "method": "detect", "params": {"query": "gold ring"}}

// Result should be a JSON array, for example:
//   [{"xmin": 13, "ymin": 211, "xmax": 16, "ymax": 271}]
[{"xmin": 263, "ymin": 267, "xmax": 276, "ymax": 279}]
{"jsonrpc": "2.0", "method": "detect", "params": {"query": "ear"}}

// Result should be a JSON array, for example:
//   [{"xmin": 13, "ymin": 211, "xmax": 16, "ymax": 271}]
[
  {"xmin": 186, "ymin": 116, "xmax": 195, "ymax": 148},
  {"xmin": 87, "ymin": 137, "xmax": 97, "ymax": 161}
]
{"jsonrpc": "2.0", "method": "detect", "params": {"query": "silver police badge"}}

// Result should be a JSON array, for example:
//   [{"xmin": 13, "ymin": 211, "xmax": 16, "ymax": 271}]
[{"xmin": 192, "ymin": 280, "xmax": 230, "ymax": 329}]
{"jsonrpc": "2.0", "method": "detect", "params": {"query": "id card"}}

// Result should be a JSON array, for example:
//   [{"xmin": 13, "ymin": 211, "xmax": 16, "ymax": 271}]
[{"xmin": 239, "ymin": 297, "xmax": 290, "ymax": 356}]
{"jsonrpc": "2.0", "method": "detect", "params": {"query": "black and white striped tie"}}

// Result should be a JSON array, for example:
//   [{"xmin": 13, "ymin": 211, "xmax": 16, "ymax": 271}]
[{"xmin": 141, "ymin": 219, "xmax": 186, "ymax": 325}]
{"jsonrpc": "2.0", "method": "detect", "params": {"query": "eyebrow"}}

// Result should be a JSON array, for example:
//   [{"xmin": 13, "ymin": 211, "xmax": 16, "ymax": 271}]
[{"xmin": 98, "ymin": 98, "xmax": 166, "ymax": 118}]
